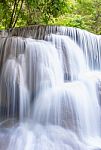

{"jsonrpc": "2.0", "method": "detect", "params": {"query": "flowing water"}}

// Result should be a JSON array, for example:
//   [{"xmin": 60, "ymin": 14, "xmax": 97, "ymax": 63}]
[{"xmin": 0, "ymin": 27, "xmax": 101, "ymax": 150}]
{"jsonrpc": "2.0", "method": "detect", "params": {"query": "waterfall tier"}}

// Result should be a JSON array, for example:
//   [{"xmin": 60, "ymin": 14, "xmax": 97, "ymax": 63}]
[{"xmin": 0, "ymin": 26, "xmax": 101, "ymax": 150}]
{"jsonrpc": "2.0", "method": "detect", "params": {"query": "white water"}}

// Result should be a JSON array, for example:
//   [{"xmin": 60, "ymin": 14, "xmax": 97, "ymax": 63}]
[{"xmin": 0, "ymin": 27, "xmax": 101, "ymax": 150}]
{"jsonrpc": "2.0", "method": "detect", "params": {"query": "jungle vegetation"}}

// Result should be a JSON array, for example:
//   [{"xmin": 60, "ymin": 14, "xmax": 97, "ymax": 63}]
[{"xmin": 0, "ymin": 0, "xmax": 101, "ymax": 34}]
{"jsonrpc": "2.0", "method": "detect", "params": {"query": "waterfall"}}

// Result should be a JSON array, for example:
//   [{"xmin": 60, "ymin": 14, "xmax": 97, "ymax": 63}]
[{"xmin": 0, "ymin": 27, "xmax": 101, "ymax": 150}]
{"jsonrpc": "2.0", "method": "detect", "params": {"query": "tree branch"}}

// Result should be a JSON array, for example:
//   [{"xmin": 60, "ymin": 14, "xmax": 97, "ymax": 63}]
[
  {"xmin": 8, "ymin": 0, "xmax": 18, "ymax": 28},
  {"xmin": 12, "ymin": 0, "xmax": 24, "ymax": 28}
]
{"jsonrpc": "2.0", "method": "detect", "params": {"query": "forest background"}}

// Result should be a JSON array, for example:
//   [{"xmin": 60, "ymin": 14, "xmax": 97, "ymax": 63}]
[{"xmin": 0, "ymin": 0, "xmax": 101, "ymax": 34}]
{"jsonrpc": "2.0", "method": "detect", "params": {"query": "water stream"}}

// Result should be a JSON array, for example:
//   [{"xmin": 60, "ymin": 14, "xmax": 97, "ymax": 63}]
[{"xmin": 0, "ymin": 27, "xmax": 101, "ymax": 150}]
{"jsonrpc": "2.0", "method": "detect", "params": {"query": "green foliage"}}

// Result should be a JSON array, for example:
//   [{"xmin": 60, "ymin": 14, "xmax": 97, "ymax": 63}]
[
  {"xmin": 0, "ymin": 0, "xmax": 101, "ymax": 34},
  {"xmin": 50, "ymin": 14, "xmax": 87, "ymax": 29},
  {"xmin": 25, "ymin": 0, "xmax": 67, "ymax": 24},
  {"xmin": 0, "ymin": 0, "xmax": 24, "ymax": 29},
  {"xmin": 74, "ymin": 0, "xmax": 101, "ymax": 34},
  {"xmin": 50, "ymin": 0, "xmax": 101, "ymax": 34},
  {"xmin": 0, "ymin": 0, "xmax": 67, "ymax": 28}
]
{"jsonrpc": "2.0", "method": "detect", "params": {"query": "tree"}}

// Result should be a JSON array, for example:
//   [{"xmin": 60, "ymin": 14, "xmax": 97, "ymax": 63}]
[
  {"xmin": 0, "ymin": 0, "xmax": 68, "ymax": 29},
  {"xmin": 75, "ymin": 0, "xmax": 101, "ymax": 34},
  {"xmin": 0, "ymin": 0, "xmax": 101, "ymax": 35},
  {"xmin": 0, "ymin": 0, "xmax": 24, "ymax": 29}
]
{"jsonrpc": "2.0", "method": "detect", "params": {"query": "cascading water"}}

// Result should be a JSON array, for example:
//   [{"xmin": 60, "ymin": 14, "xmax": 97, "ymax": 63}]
[{"xmin": 0, "ymin": 27, "xmax": 101, "ymax": 150}]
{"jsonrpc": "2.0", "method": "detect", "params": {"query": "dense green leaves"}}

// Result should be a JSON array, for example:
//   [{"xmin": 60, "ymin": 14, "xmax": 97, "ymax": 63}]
[
  {"xmin": 0, "ymin": 0, "xmax": 67, "ymax": 28},
  {"xmin": 0, "ymin": 0, "xmax": 101, "ymax": 34},
  {"xmin": 50, "ymin": 0, "xmax": 101, "ymax": 34},
  {"xmin": 74, "ymin": 0, "xmax": 101, "ymax": 34}
]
